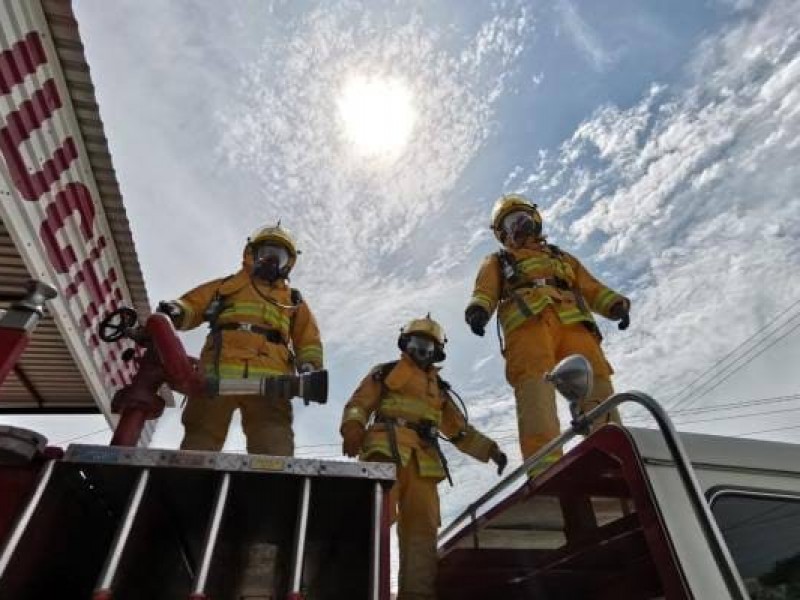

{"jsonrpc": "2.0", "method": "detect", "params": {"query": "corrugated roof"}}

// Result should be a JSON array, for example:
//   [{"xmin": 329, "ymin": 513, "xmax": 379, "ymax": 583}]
[
  {"xmin": 41, "ymin": 0, "xmax": 150, "ymax": 319},
  {"xmin": 0, "ymin": 0, "xmax": 157, "ymax": 434}
]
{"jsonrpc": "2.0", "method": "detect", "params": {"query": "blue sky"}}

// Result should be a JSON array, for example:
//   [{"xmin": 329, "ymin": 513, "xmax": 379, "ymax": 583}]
[{"xmin": 10, "ymin": 0, "xmax": 800, "ymax": 542}]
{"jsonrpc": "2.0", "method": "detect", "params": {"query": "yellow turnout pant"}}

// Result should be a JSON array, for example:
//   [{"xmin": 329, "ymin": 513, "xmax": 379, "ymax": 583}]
[
  {"xmin": 180, "ymin": 393, "xmax": 294, "ymax": 456},
  {"xmin": 506, "ymin": 308, "xmax": 621, "ymax": 462},
  {"xmin": 389, "ymin": 455, "xmax": 441, "ymax": 600}
]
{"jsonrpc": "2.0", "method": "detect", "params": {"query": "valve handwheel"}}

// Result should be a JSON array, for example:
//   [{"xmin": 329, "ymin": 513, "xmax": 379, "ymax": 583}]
[{"xmin": 99, "ymin": 307, "xmax": 139, "ymax": 342}]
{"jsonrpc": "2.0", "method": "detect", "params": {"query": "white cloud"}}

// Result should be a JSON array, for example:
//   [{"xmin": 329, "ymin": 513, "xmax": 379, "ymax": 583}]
[
  {"xmin": 716, "ymin": 0, "xmax": 756, "ymax": 11},
  {"xmin": 556, "ymin": 0, "xmax": 616, "ymax": 72},
  {"xmin": 221, "ymin": 2, "xmax": 534, "ymax": 364},
  {"xmin": 428, "ymin": 0, "xmax": 800, "ymax": 525},
  {"xmin": 511, "ymin": 0, "xmax": 800, "ymax": 419}
]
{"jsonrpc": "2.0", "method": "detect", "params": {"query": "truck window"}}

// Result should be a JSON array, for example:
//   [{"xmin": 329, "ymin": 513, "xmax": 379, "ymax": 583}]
[{"xmin": 712, "ymin": 491, "xmax": 800, "ymax": 599}]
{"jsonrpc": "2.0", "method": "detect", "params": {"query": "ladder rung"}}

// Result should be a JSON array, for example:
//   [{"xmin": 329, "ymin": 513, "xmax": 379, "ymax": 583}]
[
  {"xmin": 288, "ymin": 476, "xmax": 312, "ymax": 595},
  {"xmin": 190, "ymin": 472, "xmax": 231, "ymax": 598},
  {"xmin": 93, "ymin": 468, "xmax": 151, "ymax": 599}
]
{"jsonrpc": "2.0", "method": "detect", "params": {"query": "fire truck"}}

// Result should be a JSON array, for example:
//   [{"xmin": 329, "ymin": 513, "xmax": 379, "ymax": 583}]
[{"xmin": 1, "ymin": 2, "xmax": 799, "ymax": 599}]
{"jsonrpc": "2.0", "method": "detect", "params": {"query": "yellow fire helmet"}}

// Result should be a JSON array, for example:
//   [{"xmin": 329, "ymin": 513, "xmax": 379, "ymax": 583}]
[
  {"xmin": 490, "ymin": 193, "xmax": 543, "ymax": 243},
  {"xmin": 246, "ymin": 223, "xmax": 299, "ymax": 273},
  {"xmin": 398, "ymin": 314, "xmax": 447, "ymax": 362}
]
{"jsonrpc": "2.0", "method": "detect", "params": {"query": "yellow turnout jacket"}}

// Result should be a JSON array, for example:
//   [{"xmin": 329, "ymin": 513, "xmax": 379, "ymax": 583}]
[{"xmin": 341, "ymin": 355, "xmax": 497, "ymax": 481}]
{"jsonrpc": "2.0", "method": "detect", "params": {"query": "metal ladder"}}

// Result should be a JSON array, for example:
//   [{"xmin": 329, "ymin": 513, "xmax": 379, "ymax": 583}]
[{"xmin": 0, "ymin": 447, "xmax": 393, "ymax": 600}]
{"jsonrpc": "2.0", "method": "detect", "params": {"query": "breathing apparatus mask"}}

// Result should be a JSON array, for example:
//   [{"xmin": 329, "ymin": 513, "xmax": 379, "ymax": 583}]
[
  {"xmin": 252, "ymin": 243, "xmax": 290, "ymax": 282},
  {"xmin": 402, "ymin": 334, "xmax": 441, "ymax": 369},
  {"xmin": 502, "ymin": 210, "xmax": 541, "ymax": 245}
]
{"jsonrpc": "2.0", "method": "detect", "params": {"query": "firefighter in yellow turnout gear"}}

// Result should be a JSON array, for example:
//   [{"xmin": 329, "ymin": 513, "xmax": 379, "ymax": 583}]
[
  {"xmin": 158, "ymin": 224, "xmax": 323, "ymax": 455},
  {"xmin": 465, "ymin": 195, "xmax": 630, "ymax": 469},
  {"xmin": 340, "ymin": 316, "xmax": 507, "ymax": 600}
]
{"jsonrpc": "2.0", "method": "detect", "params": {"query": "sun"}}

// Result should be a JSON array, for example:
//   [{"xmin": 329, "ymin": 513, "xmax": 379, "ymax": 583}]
[{"xmin": 337, "ymin": 75, "xmax": 416, "ymax": 158}]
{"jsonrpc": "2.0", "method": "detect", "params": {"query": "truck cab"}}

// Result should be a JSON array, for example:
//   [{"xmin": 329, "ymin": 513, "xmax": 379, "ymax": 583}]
[{"xmin": 437, "ymin": 423, "xmax": 800, "ymax": 599}]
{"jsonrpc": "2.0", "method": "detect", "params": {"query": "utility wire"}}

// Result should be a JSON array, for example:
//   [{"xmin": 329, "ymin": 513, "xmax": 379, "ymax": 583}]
[
  {"xmin": 290, "ymin": 394, "xmax": 800, "ymax": 454},
  {"xmin": 633, "ymin": 405, "xmax": 800, "ymax": 428},
  {"xmin": 673, "ymin": 318, "xmax": 800, "ymax": 412},
  {"xmin": 663, "ymin": 297, "xmax": 800, "ymax": 407},
  {"xmin": 664, "ymin": 298, "xmax": 800, "ymax": 413},
  {"xmin": 625, "ymin": 393, "xmax": 800, "ymax": 424},
  {"xmin": 234, "ymin": 393, "xmax": 800, "ymax": 456},
  {"xmin": 658, "ymin": 393, "xmax": 800, "ymax": 416},
  {"xmin": 53, "ymin": 426, "xmax": 111, "ymax": 445}
]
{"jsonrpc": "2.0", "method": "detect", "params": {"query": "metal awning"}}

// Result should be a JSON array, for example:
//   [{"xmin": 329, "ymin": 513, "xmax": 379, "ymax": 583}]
[{"xmin": 0, "ymin": 0, "xmax": 153, "ymax": 417}]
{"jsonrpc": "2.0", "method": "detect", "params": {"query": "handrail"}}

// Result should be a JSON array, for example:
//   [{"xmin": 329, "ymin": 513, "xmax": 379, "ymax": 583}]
[{"xmin": 438, "ymin": 391, "xmax": 749, "ymax": 600}]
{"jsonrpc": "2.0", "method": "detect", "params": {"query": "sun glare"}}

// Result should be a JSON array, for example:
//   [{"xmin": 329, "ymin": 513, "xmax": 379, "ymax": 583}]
[{"xmin": 337, "ymin": 75, "xmax": 415, "ymax": 158}]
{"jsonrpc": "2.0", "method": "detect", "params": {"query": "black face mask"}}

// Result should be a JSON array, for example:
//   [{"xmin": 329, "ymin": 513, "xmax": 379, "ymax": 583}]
[
  {"xmin": 253, "ymin": 258, "xmax": 281, "ymax": 282},
  {"xmin": 510, "ymin": 217, "xmax": 540, "ymax": 244},
  {"xmin": 404, "ymin": 335, "xmax": 437, "ymax": 369}
]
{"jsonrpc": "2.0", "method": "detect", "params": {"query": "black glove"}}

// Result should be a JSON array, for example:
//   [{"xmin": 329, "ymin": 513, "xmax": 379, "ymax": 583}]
[
  {"xmin": 490, "ymin": 448, "xmax": 508, "ymax": 476},
  {"xmin": 465, "ymin": 305, "xmax": 490, "ymax": 337},
  {"xmin": 609, "ymin": 301, "xmax": 630, "ymax": 331},
  {"xmin": 157, "ymin": 300, "xmax": 183, "ymax": 325}
]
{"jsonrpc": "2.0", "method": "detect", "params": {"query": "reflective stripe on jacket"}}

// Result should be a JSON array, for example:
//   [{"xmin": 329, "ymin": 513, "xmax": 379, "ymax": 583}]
[
  {"xmin": 174, "ymin": 270, "xmax": 323, "ymax": 379},
  {"xmin": 340, "ymin": 355, "xmax": 497, "ymax": 481}
]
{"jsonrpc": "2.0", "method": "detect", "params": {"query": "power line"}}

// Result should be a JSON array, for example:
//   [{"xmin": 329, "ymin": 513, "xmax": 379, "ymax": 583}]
[
  {"xmin": 680, "ymin": 318, "xmax": 800, "ymax": 411},
  {"xmin": 644, "ymin": 405, "xmax": 800, "ymax": 428},
  {"xmin": 671, "ymin": 317, "xmax": 800, "ymax": 414},
  {"xmin": 661, "ymin": 393, "xmax": 800, "ymax": 416},
  {"xmin": 53, "ymin": 426, "xmax": 111, "ymax": 445},
  {"xmin": 663, "ymin": 297, "xmax": 800, "ymax": 408},
  {"xmin": 235, "ymin": 394, "xmax": 800, "ymax": 456},
  {"xmin": 625, "ymin": 393, "xmax": 800, "ymax": 425},
  {"xmin": 665, "ymin": 298, "xmax": 800, "ymax": 413},
  {"xmin": 299, "ymin": 394, "xmax": 800, "ymax": 454}
]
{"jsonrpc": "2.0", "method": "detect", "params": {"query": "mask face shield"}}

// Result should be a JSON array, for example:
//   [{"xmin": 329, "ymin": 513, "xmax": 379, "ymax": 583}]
[
  {"xmin": 251, "ymin": 243, "xmax": 290, "ymax": 281},
  {"xmin": 253, "ymin": 244, "xmax": 290, "ymax": 268},
  {"xmin": 405, "ymin": 334, "xmax": 437, "ymax": 367},
  {"xmin": 501, "ymin": 210, "xmax": 539, "ymax": 243}
]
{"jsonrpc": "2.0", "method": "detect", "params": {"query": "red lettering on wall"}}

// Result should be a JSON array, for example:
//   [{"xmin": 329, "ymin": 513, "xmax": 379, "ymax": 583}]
[
  {"xmin": 0, "ymin": 32, "xmax": 46, "ymax": 94},
  {"xmin": 39, "ymin": 182, "xmax": 96, "ymax": 273},
  {"xmin": 0, "ymin": 30, "xmax": 139, "ymax": 393},
  {"xmin": 0, "ymin": 78, "xmax": 78, "ymax": 200},
  {"xmin": 69, "ymin": 250, "xmax": 114, "ymax": 304}
]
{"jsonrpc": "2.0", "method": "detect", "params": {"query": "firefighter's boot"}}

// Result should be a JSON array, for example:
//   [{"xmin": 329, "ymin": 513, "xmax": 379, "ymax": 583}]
[{"xmin": 579, "ymin": 376, "xmax": 621, "ymax": 433}]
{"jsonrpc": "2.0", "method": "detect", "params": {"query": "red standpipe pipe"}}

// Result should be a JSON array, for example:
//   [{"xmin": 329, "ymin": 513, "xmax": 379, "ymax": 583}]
[
  {"xmin": 0, "ymin": 281, "xmax": 56, "ymax": 386},
  {"xmin": 110, "ymin": 313, "xmax": 204, "ymax": 446},
  {"xmin": 109, "ymin": 344, "xmax": 165, "ymax": 447},
  {"xmin": 109, "ymin": 407, "xmax": 148, "ymax": 447},
  {"xmin": 145, "ymin": 313, "xmax": 204, "ymax": 395},
  {"xmin": 0, "ymin": 328, "xmax": 29, "ymax": 387},
  {"xmin": 110, "ymin": 313, "xmax": 203, "ymax": 446}
]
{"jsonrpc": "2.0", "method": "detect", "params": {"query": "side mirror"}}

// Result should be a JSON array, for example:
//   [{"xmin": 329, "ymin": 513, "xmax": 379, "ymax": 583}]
[{"xmin": 545, "ymin": 354, "xmax": 593, "ymax": 422}]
